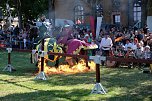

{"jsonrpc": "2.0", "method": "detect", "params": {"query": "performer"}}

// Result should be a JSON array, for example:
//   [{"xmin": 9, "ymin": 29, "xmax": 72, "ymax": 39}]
[
  {"xmin": 57, "ymin": 24, "xmax": 98, "ymax": 66},
  {"xmin": 33, "ymin": 14, "xmax": 62, "ymax": 66},
  {"xmin": 99, "ymin": 32, "xmax": 113, "ymax": 66},
  {"xmin": 99, "ymin": 33, "xmax": 113, "ymax": 56}
]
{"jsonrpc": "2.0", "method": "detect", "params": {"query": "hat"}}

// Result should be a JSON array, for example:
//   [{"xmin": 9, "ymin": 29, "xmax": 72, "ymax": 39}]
[{"xmin": 145, "ymin": 45, "xmax": 150, "ymax": 49}]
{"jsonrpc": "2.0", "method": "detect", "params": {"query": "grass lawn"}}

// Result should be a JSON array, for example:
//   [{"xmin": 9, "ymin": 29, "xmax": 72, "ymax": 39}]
[{"xmin": 0, "ymin": 50, "xmax": 152, "ymax": 101}]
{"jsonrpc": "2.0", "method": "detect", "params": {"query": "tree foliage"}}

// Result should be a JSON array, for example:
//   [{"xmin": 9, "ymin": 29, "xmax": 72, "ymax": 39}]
[
  {"xmin": 21, "ymin": 0, "xmax": 48, "ymax": 21},
  {"xmin": 0, "ymin": 0, "xmax": 48, "ymax": 21}
]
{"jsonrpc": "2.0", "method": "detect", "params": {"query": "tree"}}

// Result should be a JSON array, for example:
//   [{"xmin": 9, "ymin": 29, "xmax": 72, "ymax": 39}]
[
  {"xmin": 147, "ymin": 0, "xmax": 152, "ymax": 16},
  {"xmin": 0, "ymin": 0, "xmax": 49, "ymax": 28},
  {"xmin": 141, "ymin": 0, "xmax": 148, "ymax": 27},
  {"xmin": 48, "ymin": 0, "xmax": 55, "ymax": 26},
  {"xmin": 20, "ymin": 0, "xmax": 48, "ymax": 21}
]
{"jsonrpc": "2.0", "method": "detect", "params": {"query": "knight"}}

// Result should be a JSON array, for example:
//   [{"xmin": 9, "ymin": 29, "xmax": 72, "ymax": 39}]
[
  {"xmin": 33, "ymin": 14, "xmax": 62, "ymax": 66},
  {"xmin": 57, "ymin": 24, "xmax": 98, "ymax": 66},
  {"xmin": 34, "ymin": 14, "xmax": 52, "ymax": 45}
]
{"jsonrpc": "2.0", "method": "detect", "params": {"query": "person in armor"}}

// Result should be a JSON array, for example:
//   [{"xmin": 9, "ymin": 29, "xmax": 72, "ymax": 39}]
[
  {"xmin": 33, "ymin": 14, "xmax": 62, "ymax": 64},
  {"xmin": 34, "ymin": 14, "xmax": 51, "ymax": 44}
]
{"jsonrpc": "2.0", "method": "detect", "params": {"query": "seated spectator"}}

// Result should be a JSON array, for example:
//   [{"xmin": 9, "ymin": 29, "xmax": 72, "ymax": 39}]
[
  {"xmin": 134, "ymin": 44, "xmax": 143, "ymax": 59},
  {"xmin": 131, "ymin": 38, "xmax": 139, "ymax": 51},
  {"xmin": 124, "ymin": 39, "xmax": 132, "ymax": 51},
  {"xmin": 125, "ymin": 47, "xmax": 135, "ymax": 58},
  {"xmin": 143, "ymin": 45, "xmax": 151, "ymax": 59}
]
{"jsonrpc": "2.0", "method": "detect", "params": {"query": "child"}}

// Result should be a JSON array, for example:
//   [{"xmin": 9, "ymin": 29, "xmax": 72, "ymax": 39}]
[{"xmin": 142, "ymin": 45, "xmax": 151, "ymax": 73}]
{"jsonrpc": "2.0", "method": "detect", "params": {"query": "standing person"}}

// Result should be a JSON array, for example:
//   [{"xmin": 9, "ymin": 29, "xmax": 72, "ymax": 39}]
[
  {"xmin": 99, "ymin": 32, "xmax": 113, "ymax": 65},
  {"xmin": 143, "ymin": 24, "xmax": 149, "ymax": 35}
]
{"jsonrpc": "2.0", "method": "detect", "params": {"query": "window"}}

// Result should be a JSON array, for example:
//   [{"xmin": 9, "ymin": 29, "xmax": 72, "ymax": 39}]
[
  {"xmin": 113, "ymin": 14, "xmax": 120, "ymax": 25},
  {"xmin": 115, "ymin": 15, "xmax": 120, "ymax": 23},
  {"xmin": 133, "ymin": 0, "xmax": 141, "ymax": 22},
  {"xmin": 74, "ymin": 5, "xmax": 84, "ymax": 25}
]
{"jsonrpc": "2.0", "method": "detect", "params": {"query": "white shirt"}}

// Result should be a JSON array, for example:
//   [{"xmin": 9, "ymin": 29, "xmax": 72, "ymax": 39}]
[
  {"xmin": 131, "ymin": 43, "xmax": 137, "ymax": 50},
  {"xmin": 124, "ymin": 43, "xmax": 133, "ymax": 51},
  {"xmin": 99, "ymin": 37, "xmax": 113, "ymax": 50}
]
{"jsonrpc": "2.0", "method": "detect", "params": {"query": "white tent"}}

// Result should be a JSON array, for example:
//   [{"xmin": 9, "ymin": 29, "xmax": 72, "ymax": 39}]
[{"xmin": 55, "ymin": 19, "xmax": 74, "ymax": 27}]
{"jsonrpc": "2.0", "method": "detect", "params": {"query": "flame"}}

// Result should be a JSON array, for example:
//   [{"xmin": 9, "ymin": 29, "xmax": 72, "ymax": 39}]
[{"xmin": 37, "ymin": 59, "xmax": 96, "ymax": 75}]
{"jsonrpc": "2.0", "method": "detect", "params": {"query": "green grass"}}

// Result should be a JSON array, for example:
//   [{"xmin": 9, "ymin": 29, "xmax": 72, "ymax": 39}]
[{"xmin": 0, "ymin": 50, "xmax": 152, "ymax": 101}]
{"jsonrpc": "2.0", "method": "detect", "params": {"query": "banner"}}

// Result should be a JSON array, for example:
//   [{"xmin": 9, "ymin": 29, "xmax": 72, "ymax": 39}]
[
  {"xmin": 96, "ymin": 17, "xmax": 103, "ymax": 39},
  {"xmin": 89, "ymin": 16, "xmax": 95, "ymax": 38}
]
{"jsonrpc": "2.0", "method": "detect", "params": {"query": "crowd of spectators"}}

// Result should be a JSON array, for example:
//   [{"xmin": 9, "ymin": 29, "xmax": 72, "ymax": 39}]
[
  {"xmin": 0, "ymin": 25, "xmax": 32, "ymax": 49},
  {"xmin": 0, "ymin": 23, "xmax": 151, "ymax": 61},
  {"xmin": 72, "ymin": 25, "xmax": 151, "ymax": 68},
  {"xmin": 72, "ymin": 25, "xmax": 151, "ymax": 69},
  {"xmin": 97, "ymin": 25, "xmax": 152, "ymax": 60}
]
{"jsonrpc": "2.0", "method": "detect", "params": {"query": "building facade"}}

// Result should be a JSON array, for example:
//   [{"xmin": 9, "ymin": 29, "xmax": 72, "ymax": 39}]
[
  {"xmin": 50, "ymin": 0, "xmax": 149, "ymax": 29},
  {"xmin": 0, "ymin": 0, "xmax": 149, "ymax": 30}
]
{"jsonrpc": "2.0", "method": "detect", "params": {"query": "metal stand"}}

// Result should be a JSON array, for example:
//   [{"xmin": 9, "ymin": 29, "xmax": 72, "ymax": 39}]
[
  {"xmin": 90, "ymin": 55, "xmax": 107, "ymax": 94},
  {"xmin": 3, "ymin": 64, "xmax": 15, "ymax": 72},
  {"xmin": 91, "ymin": 83, "xmax": 106, "ymax": 94},
  {"xmin": 35, "ymin": 39, "xmax": 48, "ymax": 80},
  {"xmin": 35, "ymin": 71, "xmax": 47, "ymax": 80},
  {"xmin": 3, "ymin": 48, "xmax": 15, "ymax": 72}
]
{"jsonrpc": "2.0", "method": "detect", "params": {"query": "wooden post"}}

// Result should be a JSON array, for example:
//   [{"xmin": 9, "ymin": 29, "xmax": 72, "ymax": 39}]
[
  {"xmin": 85, "ymin": 55, "xmax": 90, "ymax": 69},
  {"xmin": 34, "ymin": 39, "xmax": 47, "ymax": 80},
  {"xmin": 90, "ymin": 55, "xmax": 106, "ymax": 94},
  {"xmin": 3, "ymin": 48, "xmax": 15, "ymax": 72},
  {"xmin": 8, "ymin": 53, "xmax": 11, "ymax": 64},
  {"xmin": 96, "ymin": 64, "xmax": 100, "ymax": 83},
  {"xmin": 41, "ymin": 39, "xmax": 44, "ymax": 72},
  {"xmin": 30, "ymin": 53, "xmax": 33, "ymax": 63}
]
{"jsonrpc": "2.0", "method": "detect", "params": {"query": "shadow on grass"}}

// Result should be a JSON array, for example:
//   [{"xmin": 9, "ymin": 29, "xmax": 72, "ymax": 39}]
[
  {"xmin": 33, "ymin": 71, "xmax": 96, "ymax": 86},
  {"xmin": 0, "ymin": 78, "xmax": 39, "ymax": 91},
  {"xmin": 107, "ymin": 93, "xmax": 152, "ymax": 101},
  {"xmin": 102, "ymin": 68, "xmax": 152, "ymax": 88},
  {"xmin": 101, "ymin": 68, "xmax": 152, "ymax": 101},
  {"xmin": 32, "ymin": 68, "xmax": 152, "ymax": 100},
  {"xmin": 0, "ymin": 51, "xmax": 38, "ymax": 76},
  {"xmin": 0, "ymin": 85, "xmax": 151, "ymax": 101},
  {"xmin": 106, "ymin": 84, "xmax": 152, "ymax": 101},
  {"xmin": 1, "ymin": 51, "xmax": 152, "ymax": 100},
  {"xmin": 0, "ymin": 89, "xmax": 92, "ymax": 101},
  {"xmin": 0, "ymin": 64, "xmax": 38, "ymax": 77}
]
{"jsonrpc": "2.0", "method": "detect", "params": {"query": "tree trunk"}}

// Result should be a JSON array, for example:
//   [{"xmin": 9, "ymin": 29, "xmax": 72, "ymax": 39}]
[
  {"xmin": 141, "ymin": 0, "xmax": 148, "ymax": 28},
  {"xmin": 17, "ymin": 0, "xmax": 22, "ymax": 29},
  {"xmin": 48, "ymin": 0, "xmax": 55, "ymax": 27},
  {"xmin": 147, "ymin": 0, "xmax": 152, "ymax": 16}
]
